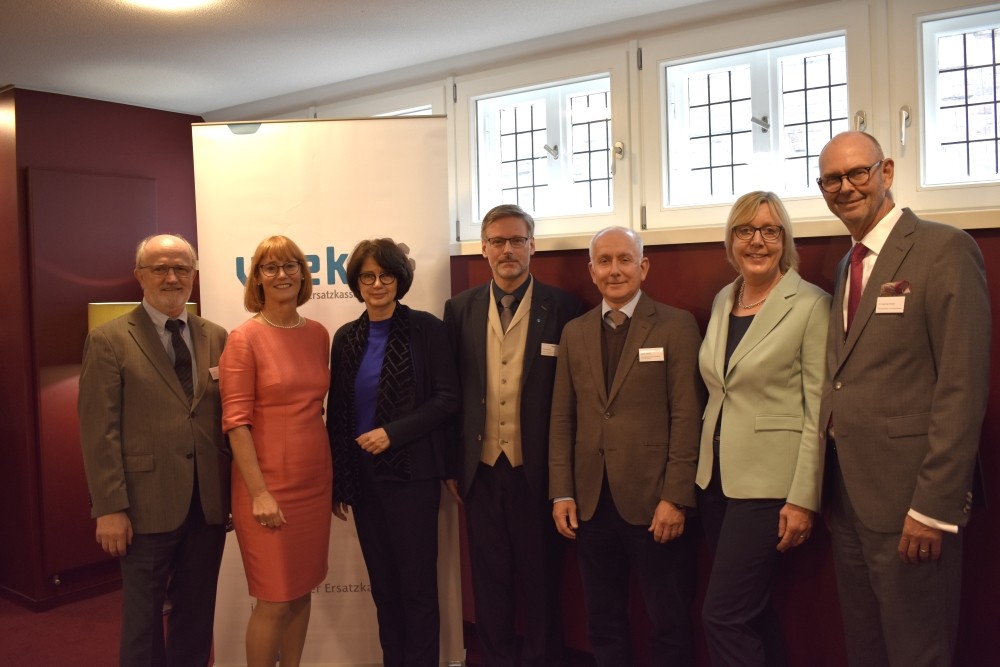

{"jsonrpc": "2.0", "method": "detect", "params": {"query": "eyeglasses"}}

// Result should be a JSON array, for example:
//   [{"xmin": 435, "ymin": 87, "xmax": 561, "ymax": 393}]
[
  {"xmin": 139, "ymin": 264, "xmax": 194, "ymax": 278},
  {"xmin": 358, "ymin": 272, "xmax": 397, "ymax": 286},
  {"xmin": 485, "ymin": 236, "xmax": 530, "ymax": 249},
  {"xmin": 732, "ymin": 225, "xmax": 783, "ymax": 242},
  {"xmin": 258, "ymin": 261, "xmax": 301, "ymax": 277},
  {"xmin": 816, "ymin": 160, "xmax": 883, "ymax": 193}
]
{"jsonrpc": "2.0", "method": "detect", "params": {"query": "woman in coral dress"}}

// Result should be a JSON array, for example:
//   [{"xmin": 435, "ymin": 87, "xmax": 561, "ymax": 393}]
[{"xmin": 220, "ymin": 235, "xmax": 331, "ymax": 667}]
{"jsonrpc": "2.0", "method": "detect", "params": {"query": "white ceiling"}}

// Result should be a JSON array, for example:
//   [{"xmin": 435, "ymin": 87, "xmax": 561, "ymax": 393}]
[{"xmin": 1, "ymin": 0, "xmax": 805, "ymax": 119}]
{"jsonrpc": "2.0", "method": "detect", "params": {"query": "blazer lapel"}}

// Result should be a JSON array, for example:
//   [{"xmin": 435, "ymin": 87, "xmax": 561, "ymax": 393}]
[
  {"xmin": 840, "ymin": 213, "xmax": 916, "ymax": 364},
  {"xmin": 128, "ymin": 306, "xmax": 190, "ymax": 406},
  {"xmin": 522, "ymin": 281, "xmax": 547, "ymax": 380},
  {"xmin": 727, "ymin": 272, "xmax": 797, "ymax": 376},
  {"xmin": 471, "ymin": 285, "xmax": 491, "ymax": 392},
  {"xmin": 581, "ymin": 307, "xmax": 609, "ymax": 406},
  {"xmin": 188, "ymin": 315, "xmax": 211, "ymax": 406},
  {"xmin": 607, "ymin": 294, "xmax": 654, "ymax": 405},
  {"xmin": 707, "ymin": 283, "xmax": 735, "ymax": 381}
]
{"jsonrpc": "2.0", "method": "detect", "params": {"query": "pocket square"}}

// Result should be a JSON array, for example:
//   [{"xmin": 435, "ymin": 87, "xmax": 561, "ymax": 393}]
[{"xmin": 879, "ymin": 280, "xmax": 911, "ymax": 297}]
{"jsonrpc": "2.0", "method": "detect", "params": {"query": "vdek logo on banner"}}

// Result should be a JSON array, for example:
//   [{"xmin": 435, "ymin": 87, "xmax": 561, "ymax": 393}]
[{"xmin": 193, "ymin": 117, "xmax": 464, "ymax": 667}]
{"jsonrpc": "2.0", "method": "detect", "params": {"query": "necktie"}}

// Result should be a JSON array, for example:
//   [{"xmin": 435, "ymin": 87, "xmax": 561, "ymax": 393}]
[
  {"xmin": 165, "ymin": 319, "xmax": 193, "ymax": 401},
  {"xmin": 500, "ymin": 294, "xmax": 516, "ymax": 333},
  {"xmin": 846, "ymin": 243, "xmax": 869, "ymax": 333},
  {"xmin": 606, "ymin": 309, "xmax": 627, "ymax": 328}
]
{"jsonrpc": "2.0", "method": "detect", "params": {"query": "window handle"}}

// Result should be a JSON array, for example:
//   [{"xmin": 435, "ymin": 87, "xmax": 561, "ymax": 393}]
[
  {"xmin": 854, "ymin": 110, "xmax": 866, "ymax": 132},
  {"xmin": 543, "ymin": 144, "xmax": 560, "ymax": 159},
  {"xmin": 610, "ymin": 141, "xmax": 625, "ymax": 176},
  {"xmin": 751, "ymin": 116, "xmax": 770, "ymax": 133},
  {"xmin": 899, "ymin": 106, "xmax": 911, "ymax": 147}
]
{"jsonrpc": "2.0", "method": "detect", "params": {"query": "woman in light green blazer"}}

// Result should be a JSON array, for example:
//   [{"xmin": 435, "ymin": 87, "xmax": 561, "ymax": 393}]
[{"xmin": 695, "ymin": 191, "xmax": 830, "ymax": 667}]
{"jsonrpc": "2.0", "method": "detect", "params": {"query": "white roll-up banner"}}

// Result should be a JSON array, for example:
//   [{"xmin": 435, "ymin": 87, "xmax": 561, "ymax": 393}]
[{"xmin": 192, "ymin": 117, "xmax": 463, "ymax": 666}]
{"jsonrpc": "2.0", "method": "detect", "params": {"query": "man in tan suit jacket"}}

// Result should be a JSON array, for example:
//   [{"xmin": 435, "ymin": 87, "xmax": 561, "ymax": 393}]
[
  {"xmin": 549, "ymin": 227, "xmax": 704, "ymax": 666},
  {"xmin": 817, "ymin": 132, "xmax": 990, "ymax": 666},
  {"xmin": 79, "ymin": 234, "xmax": 230, "ymax": 667}
]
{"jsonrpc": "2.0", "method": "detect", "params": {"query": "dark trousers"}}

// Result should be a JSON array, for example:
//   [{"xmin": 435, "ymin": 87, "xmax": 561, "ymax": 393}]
[
  {"xmin": 118, "ymin": 485, "xmax": 226, "ymax": 667},
  {"xmin": 576, "ymin": 479, "xmax": 695, "ymax": 667},
  {"xmin": 465, "ymin": 456, "xmax": 564, "ymax": 667},
  {"xmin": 699, "ymin": 467, "xmax": 788, "ymax": 667},
  {"xmin": 353, "ymin": 465, "xmax": 441, "ymax": 667},
  {"xmin": 828, "ymin": 461, "xmax": 962, "ymax": 667}
]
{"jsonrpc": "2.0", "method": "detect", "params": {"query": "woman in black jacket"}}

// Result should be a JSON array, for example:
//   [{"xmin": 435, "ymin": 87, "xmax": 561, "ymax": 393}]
[{"xmin": 327, "ymin": 238, "xmax": 460, "ymax": 667}]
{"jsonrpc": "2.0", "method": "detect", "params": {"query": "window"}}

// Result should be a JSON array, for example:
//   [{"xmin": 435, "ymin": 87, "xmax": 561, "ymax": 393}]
[
  {"xmin": 922, "ymin": 9, "xmax": 1000, "ymax": 185},
  {"xmin": 664, "ymin": 36, "xmax": 847, "ymax": 206},
  {"xmin": 454, "ymin": 44, "xmax": 632, "ymax": 244},
  {"xmin": 475, "ymin": 77, "xmax": 612, "ymax": 217}
]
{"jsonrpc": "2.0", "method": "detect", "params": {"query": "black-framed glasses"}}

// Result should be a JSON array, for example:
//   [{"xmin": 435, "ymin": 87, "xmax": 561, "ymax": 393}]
[
  {"xmin": 732, "ymin": 225, "xmax": 783, "ymax": 242},
  {"xmin": 816, "ymin": 160, "xmax": 883, "ymax": 193},
  {"xmin": 258, "ymin": 261, "xmax": 301, "ymax": 277},
  {"xmin": 139, "ymin": 264, "xmax": 194, "ymax": 278},
  {"xmin": 358, "ymin": 272, "xmax": 397, "ymax": 286},
  {"xmin": 485, "ymin": 236, "xmax": 530, "ymax": 249}
]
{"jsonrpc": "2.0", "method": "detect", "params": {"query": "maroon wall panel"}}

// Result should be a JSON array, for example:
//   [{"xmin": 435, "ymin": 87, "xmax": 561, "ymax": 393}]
[
  {"xmin": 0, "ymin": 88, "xmax": 204, "ymax": 607},
  {"xmin": 450, "ymin": 227, "xmax": 998, "ymax": 666}
]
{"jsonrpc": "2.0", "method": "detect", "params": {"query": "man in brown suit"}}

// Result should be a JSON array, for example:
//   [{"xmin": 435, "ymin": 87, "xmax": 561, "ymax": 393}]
[
  {"xmin": 549, "ymin": 226, "xmax": 704, "ymax": 666},
  {"xmin": 79, "ymin": 234, "xmax": 230, "ymax": 667},
  {"xmin": 817, "ymin": 132, "xmax": 990, "ymax": 666}
]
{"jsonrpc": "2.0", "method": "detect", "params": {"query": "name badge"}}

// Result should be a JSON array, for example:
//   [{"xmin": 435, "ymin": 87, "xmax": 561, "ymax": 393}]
[
  {"xmin": 209, "ymin": 366, "xmax": 220, "ymax": 380},
  {"xmin": 875, "ymin": 296, "xmax": 905, "ymax": 314},
  {"xmin": 639, "ymin": 347, "xmax": 665, "ymax": 362},
  {"xmin": 541, "ymin": 342, "xmax": 558, "ymax": 357}
]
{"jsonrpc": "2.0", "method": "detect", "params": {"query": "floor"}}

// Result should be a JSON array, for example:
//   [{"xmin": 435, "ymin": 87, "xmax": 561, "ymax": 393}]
[{"xmin": 0, "ymin": 588, "xmax": 595, "ymax": 666}]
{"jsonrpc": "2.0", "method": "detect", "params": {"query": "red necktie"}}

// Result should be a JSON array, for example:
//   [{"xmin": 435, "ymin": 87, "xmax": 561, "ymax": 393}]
[{"xmin": 846, "ymin": 243, "xmax": 869, "ymax": 333}]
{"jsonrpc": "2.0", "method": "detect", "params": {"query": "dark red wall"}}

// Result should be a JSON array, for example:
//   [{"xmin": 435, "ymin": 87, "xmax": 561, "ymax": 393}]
[
  {"xmin": 0, "ymin": 88, "xmax": 203, "ymax": 606},
  {"xmin": 451, "ymin": 228, "xmax": 1000, "ymax": 666}
]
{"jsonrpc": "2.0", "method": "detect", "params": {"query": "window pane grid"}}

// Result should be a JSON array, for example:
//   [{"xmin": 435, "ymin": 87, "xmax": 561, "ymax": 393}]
[
  {"xmin": 936, "ymin": 29, "xmax": 1000, "ymax": 177},
  {"xmin": 781, "ymin": 52, "xmax": 848, "ymax": 188},
  {"xmin": 570, "ymin": 92, "xmax": 612, "ymax": 208},
  {"xmin": 687, "ymin": 70, "xmax": 752, "ymax": 196},
  {"xmin": 499, "ymin": 103, "xmax": 548, "ymax": 211}
]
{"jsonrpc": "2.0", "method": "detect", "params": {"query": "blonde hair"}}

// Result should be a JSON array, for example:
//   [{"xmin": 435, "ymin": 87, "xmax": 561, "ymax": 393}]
[{"xmin": 723, "ymin": 191, "xmax": 799, "ymax": 273}]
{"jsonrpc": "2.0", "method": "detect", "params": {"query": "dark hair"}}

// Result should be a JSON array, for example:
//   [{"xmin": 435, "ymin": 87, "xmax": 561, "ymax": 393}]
[{"xmin": 345, "ymin": 238, "xmax": 414, "ymax": 302}]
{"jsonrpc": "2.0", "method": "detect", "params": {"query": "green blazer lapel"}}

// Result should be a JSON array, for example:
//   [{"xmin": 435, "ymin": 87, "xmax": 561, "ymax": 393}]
[
  {"xmin": 727, "ymin": 271, "xmax": 798, "ymax": 377},
  {"xmin": 841, "ymin": 214, "xmax": 916, "ymax": 363},
  {"xmin": 707, "ymin": 282, "xmax": 736, "ymax": 381},
  {"xmin": 582, "ymin": 307, "xmax": 609, "ymax": 406},
  {"xmin": 127, "ymin": 306, "xmax": 190, "ymax": 406},
  {"xmin": 607, "ymin": 294, "xmax": 654, "ymax": 405}
]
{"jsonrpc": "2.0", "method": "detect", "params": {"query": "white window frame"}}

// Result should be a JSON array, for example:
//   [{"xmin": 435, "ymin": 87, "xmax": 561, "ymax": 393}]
[
  {"xmin": 889, "ymin": 0, "xmax": 1000, "ymax": 227},
  {"xmin": 638, "ymin": 1, "xmax": 874, "ymax": 244},
  {"xmin": 453, "ymin": 44, "xmax": 633, "ymax": 252}
]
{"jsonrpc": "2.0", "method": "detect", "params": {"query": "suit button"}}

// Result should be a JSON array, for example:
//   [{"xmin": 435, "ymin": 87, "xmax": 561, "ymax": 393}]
[
  {"xmin": 604, "ymin": 412, "xmax": 612, "ymax": 420},
  {"xmin": 834, "ymin": 381, "xmax": 843, "ymax": 390},
  {"xmin": 186, "ymin": 453, "xmax": 194, "ymax": 460},
  {"xmin": 598, "ymin": 449, "xmax": 604, "ymax": 455}
]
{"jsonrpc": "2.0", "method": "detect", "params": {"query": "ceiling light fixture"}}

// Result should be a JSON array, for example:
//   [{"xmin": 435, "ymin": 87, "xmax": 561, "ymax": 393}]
[{"xmin": 125, "ymin": 0, "xmax": 220, "ymax": 11}]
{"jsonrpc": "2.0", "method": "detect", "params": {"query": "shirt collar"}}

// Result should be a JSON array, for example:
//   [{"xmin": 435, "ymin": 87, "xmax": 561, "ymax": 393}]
[
  {"xmin": 855, "ymin": 204, "xmax": 902, "ymax": 256},
  {"xmin": 491, "ymin": 275, "xmax": 532, "ymax": 304},
  {"xmin": 142, "ymin": 299, "xmax": 189, "ymax": 334},
  {"xmin": 601, "ymin": 289, "xmax": 642, "ymax": 319}
]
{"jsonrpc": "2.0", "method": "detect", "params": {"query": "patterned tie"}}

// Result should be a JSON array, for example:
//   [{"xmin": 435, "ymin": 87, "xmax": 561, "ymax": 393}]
[
  {"xmin": 606, "ymin": 309, "xmax": 627, "ymax": 328},
  {"xmin": 846, "ymin": 243, "xmax": 869, "ymax": 333},
  {"xmin": 500, "ymin": 294, "xmax": 516, "ymax": 333},
  {"xmin": 165, "ymin": 319, "xmax": 193, "ymax": 402}
]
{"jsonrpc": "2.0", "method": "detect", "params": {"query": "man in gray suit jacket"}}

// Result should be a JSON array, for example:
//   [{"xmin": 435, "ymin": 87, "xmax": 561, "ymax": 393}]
[
  {"xmin": 817, "ymin": 132, "xmax": 990, "ymax": 666},
  {"xmin": 549, "ymin": 227, "xmax": 704, "ymax": 667},
  {"xmin": 79, "ymin": 234, "xmax": 230, "ymax": 667}
]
